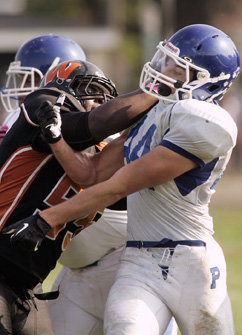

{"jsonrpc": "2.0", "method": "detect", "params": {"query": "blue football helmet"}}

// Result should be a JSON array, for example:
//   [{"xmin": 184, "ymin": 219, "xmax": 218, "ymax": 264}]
[
  {"xmin": 140, "ymin": 24, "xmax": 241, "ymax": 103},
  {"xmin": 1, "ymin": 34, "xmax": 86, "ymax": 113}
]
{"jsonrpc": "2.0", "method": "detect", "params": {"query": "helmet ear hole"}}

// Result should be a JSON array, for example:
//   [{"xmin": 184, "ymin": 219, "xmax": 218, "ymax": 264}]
[
  {"xmin": 196, "ymin": 44, "xmax": 202, "ymax": 51},
  {"xmin": 208, "ymin": 84, "xmax": 220, "ymax": 92}
]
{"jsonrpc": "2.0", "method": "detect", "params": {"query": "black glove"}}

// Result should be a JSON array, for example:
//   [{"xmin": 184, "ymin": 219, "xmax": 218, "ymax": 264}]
[
  {"xmin": 35, "ymin": 93, "xmax": 65, "ymax": 143},
  {"xmin": 2, "ymin": 213, "xmax": 51, "ymax": 252}
]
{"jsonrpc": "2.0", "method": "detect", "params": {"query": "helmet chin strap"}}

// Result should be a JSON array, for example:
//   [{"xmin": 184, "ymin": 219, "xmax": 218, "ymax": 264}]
[{"xmin": 157, "ymin": 83, "xmax": 178, "ymax": 104}]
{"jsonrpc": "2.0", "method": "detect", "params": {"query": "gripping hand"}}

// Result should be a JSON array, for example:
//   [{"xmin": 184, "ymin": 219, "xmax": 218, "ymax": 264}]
[
  {"xmin": 36, "ymin": 93, "xmax": 65, "ymax": 143},
  {"xmin": 2, "ymin": 213, "xmax": 51, "ymax": 252}
]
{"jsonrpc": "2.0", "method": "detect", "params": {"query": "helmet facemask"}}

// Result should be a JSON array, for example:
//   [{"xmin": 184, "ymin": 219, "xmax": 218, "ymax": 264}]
[
  {"xmin": 140, "ymin": 41, "xmax": 234, "ymax": 104},
  {"xmin": 1, "ymin": 61, "xmax": 43, "ymax": 113},
  {"xmin": 70, "ymin": 75, "xmax": 117, "ymax": 105}
]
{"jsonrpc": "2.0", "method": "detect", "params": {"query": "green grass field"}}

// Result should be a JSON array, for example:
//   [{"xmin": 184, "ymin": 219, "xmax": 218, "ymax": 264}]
[
  {"xmin": 211, "ymin": 208, "xmax": 242, "ymax": 334},
  {"xmin": 43, "ymin": 173, "xmax": 242, "ymax": 334},
  {"xmin": 210, "ymin": 172, "xmax": 242, "ymax": 334}
]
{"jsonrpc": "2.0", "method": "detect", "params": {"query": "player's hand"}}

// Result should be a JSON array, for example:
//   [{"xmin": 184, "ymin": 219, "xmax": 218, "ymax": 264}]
[
  {"xmin": 0, "ymin": 125, "xmax": 8, "ymax": 138},
  {"xmin": 35, "ymin": 93, "xmax": 65, "ymax": 143},
  {"xmin": 2, "ymin": 213, "xmax": 51, "ymax": 252}
]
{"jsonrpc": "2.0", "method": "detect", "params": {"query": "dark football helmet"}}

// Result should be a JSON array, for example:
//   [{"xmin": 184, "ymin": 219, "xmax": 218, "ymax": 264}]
[
  {"xmin": 40, "ymin": 60, "xmax": 118, "ymax": 103},
  {"xmin": 1, "ymin": 34, "xmax": 86, "ymax": 112},
  {"xmin": 140, "ymin": 24, "xmax": 240, "ymax": 103}
]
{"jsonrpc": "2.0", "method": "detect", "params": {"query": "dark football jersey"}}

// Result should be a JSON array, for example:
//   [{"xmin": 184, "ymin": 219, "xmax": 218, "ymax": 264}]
[{"xmin": 0, "ymin": 88, "xmax": 103, "ymax": 290}]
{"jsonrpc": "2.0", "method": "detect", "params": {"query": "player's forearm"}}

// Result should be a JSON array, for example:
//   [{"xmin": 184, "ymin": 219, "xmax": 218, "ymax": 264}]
[
  {"xmin": 88, "ymin": 89, "xmax": 158, "ymax": 140},
  {"xmin": 39, "ymin": 178, "xmax": 124, "ymax": 227},
  {"xmin": 49, "ymin": 138, "xmax": 95, "ymax": 186},
  {"xmin": 50, "ymin": 133, "xmax": 125, "ymax": 188},
  {"xmin": 38, "ymin": 151, "xmax": 149, "ymax": 228}
]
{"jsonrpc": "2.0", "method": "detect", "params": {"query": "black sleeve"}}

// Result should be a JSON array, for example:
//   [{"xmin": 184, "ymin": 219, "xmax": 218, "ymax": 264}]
[{"xmin": 61, "ymin": 112, "xmax": 98, "ymax": 151}]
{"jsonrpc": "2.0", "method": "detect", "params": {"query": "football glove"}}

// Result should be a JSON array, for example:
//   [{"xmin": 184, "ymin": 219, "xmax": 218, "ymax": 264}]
[
  {"xmin": 2, "ymin": 213, "xmax": 51, "ymax": 252},
  {"xmin": 35, "ymin": 93, "xmax": 65, "ymax": 143}
]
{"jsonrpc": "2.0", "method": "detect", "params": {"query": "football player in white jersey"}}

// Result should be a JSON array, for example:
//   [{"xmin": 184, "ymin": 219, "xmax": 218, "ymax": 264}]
[
  {"xmin": 5, "ymin": 24, "xmax": 240, "ymax": 335},
  {"xmin": 48, "ymin": 207, "xmax": 127, "ymax": 335},
  {"xmin": 48, "ymin": 133, "xmax": 177, "ymax": 335},
  {"xmin": 48, "ymin": 199, "xmax": 177, "ymax": 335}
]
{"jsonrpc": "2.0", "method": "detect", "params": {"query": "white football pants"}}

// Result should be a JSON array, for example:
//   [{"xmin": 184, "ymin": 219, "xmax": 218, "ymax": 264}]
[
  {"xmin": 104, "ymin": 237, "xmax": 234, "ymax": 335},
  {"xmin": 48, "ymin": 246, "xmax": 177, "ymax": 335}
]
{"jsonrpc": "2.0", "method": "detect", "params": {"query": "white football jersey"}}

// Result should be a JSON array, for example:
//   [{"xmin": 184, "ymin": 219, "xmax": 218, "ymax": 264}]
[
  {"xmin": 58, "ymin": 208, "xmax": 127, "ymax": 268},
  {"xmin": 124, "ymin": 99, "xmax": 237, "ymax": 241}
]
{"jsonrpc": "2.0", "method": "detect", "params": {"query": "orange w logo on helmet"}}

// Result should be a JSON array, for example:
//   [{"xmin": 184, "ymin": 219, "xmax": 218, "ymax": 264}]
[{"xmin": 45, "ymin": 61, "xmax": 81, "ymax": 85}]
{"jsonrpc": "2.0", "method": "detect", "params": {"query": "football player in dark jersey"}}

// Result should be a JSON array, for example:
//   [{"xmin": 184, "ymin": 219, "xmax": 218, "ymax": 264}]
[
  {"xmin": 0, "ymin": 35, "xmax": 87, "ymax": 335},
  {"xmin": 0, "ymin": 59, "xmax": 157, "ymax": 334}
]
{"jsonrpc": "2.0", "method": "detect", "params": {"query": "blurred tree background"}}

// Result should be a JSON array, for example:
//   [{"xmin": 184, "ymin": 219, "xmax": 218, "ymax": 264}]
[
  {"xmin": 20, "ymin": 0, "xmax": 242, "ymax": 90},
  {"xmin": 1, "ymin": 0, "xmax": 242, "ymax": 91}
]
